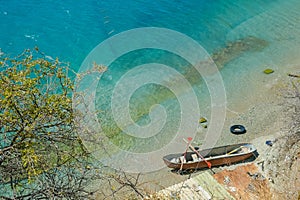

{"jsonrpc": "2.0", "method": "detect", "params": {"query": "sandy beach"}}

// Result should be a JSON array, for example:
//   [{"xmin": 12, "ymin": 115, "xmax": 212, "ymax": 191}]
[{"xmin": 127, "ymin": 62, "xmax": 300, "ymax": 199}]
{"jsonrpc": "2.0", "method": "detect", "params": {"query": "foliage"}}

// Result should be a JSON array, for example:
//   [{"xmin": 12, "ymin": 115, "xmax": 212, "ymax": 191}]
[
  {"xmin": 0, "ymin": 49, "xmax": 152, "ymax": 200},
  {"xmin": 0, "ymin": 49, "xmax": 93, "ymax": 199}
]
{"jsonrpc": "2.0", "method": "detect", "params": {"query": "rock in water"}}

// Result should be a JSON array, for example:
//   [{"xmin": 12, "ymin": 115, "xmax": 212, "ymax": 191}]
[{"xmin": 263, "ymin": 69, "xmax": 274, "ymax": 74}]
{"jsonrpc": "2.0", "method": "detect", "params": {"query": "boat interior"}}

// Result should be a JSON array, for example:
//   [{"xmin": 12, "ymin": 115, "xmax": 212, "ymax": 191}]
[{"xmin": 165, "ymin": 143, "xmax": 256, "ymax": 163}]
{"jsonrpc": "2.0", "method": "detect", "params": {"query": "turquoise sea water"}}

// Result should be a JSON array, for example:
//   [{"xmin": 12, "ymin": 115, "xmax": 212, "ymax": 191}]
[
  {"xmin": 2, "ymin": 0, "xmax": 298, "ymax": 67},
  {"xmin": 1, "ymin": 1, "xmax": 300, "ymax": 153}
]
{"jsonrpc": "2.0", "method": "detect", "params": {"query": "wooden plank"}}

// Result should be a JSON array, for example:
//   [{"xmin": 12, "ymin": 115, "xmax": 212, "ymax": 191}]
[{"xmin": 157, "ymin": 171, "xmax": 234, "ymax": 199}]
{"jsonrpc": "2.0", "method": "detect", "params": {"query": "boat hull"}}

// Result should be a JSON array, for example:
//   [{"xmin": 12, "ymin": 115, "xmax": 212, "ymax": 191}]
[{"xmin": 163, "ymin": 143, "xmax": 256, "ymax": 170}]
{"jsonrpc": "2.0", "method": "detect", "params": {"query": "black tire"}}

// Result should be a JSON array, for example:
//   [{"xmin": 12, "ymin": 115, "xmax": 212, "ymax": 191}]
[{"xmin": 230, "ymin": 125, "xmax": 246, "ymax": 134}]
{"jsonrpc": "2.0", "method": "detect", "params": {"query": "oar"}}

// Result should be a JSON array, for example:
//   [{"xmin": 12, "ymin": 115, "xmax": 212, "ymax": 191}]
[
  {"xmin": 183, "ymin": 138, "xmax": 212, "ymax": 169},
  {"xmin": 179, "ymin": 137, "xmax": 193, "ymax": 173},
  {"xmin": 227, "ymin": 146, "xmax": 244, "ymax": 155}
]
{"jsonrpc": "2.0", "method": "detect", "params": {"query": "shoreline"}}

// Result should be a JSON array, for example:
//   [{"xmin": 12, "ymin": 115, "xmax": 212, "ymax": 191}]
[
  {"xmin": 128, "ymin": 64, "xmax": 300, "ymax": 197},
  {"xmin": 91, "ymin": 61, "xmax": 299, "ymax": 199}
]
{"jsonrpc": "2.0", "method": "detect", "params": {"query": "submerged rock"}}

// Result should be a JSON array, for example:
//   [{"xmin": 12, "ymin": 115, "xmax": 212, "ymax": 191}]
[
  {"xmin": 199, "ymin": 117, "xmax": 207, "ymax": 123},
  {"xmin": 201, "ymin": 124, "xmax": 208, "ymax": 129},
  {"xmin": 212, "ymin": 36, "xmax": 269, "ymax": 68}
]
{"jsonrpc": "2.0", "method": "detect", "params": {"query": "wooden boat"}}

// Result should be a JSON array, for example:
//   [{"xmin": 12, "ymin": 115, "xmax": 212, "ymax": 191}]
[{"xmin": 163, "ymin": 143, "xmax": 257, "ymax": 170}]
